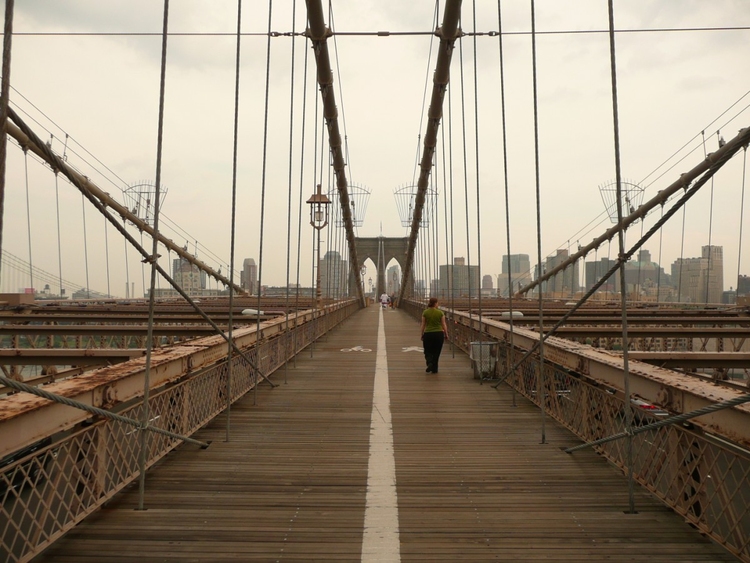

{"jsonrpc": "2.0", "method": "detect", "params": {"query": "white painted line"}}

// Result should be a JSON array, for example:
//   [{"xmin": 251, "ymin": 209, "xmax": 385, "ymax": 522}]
[{"xmin": 361, "ymin": 306, "xmax": 401, "ymax": 562}]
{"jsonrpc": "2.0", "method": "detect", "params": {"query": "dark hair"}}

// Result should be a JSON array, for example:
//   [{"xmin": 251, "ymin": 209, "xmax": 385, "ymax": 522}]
[{"xmin": 428, "ymin": 297, "xmax": 439, "ymax": 307}]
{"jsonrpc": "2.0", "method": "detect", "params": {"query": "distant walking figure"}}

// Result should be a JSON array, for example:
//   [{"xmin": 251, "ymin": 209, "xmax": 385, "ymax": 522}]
[{"xmin": 420, "ymin": 297, "xmax": 448, "ymax": 373}]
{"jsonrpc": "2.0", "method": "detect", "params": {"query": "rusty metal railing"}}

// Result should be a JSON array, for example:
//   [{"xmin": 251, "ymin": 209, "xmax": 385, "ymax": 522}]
[
  {"xmin": 0, "ymin": 302, "xmax": 356, "ymax": 563},
  {"xmin": 401, "ymin": 299, "xmax": 750, "ymax": 562}
]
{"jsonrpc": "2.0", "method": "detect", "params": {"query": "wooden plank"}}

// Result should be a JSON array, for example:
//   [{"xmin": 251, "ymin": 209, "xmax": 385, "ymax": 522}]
[{"xmin": 34, "ymin": 305, "xmax": 736, "ymax": 562}]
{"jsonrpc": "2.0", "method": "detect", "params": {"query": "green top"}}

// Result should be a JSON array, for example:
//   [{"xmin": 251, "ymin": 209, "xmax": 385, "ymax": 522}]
[{"xmin": 422, "ymin": 307, "xmax": 444, "ymax": 333}]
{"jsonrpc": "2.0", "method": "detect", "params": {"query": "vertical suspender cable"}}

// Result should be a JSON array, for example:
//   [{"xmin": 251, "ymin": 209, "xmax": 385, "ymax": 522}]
[
  {"xmin": 104, "ymin": 216, "xmax": 111, "ymax": 296},
  {"xmin": 225, "ymin": 0, "xmax": 243, "ymax": 440},
  {"xmin": 293, "ymin": 42, "xmax": 309, "ymax": 345},
  {"xmin": 255, "ymin": 0, "xmax": 274, "ymax": 403},
  {"xmin": 23, "ymin": 149, "xmax": 34, "ymax": 289},
  {"xmin": 440, "ymin": 120, "xmax": 452, "ymax": 346},
  {"xmin": 0, "ymin": 0, "xmax": 14, "ymax": 275},
  {"xmin": 606, "ymin": 0, "xmax": 635, "ymax": 514},
  {"xmin": 471, "ymin": 0, "xmax": 485, "ymax": 380},
  {"xmin": 123, "ymin": 220, "xmax": 131, "ymax": 298},
  {"xmin": 677, "ymin": 201, "xmax": 687, "ymax": 301},
  {"xmin": 701, "ymin": 130, "xmax": 715, "ymax": 304},
  {"xmin": 448, "ymin": 86, "xmax": 456, "ymax": 355},
  {"xmin": 138, "ymin": 0, "xmax": 170, "ymax": 511},
  {"xmin": 656, "ymin": 204, "xmax": 664, "ymax": 303},
  {"xmin": 529, "ymin": 0, "xmax": 547, "ymax": 444},
  {"xmin": 284, "ymin": 0, "xmax": 298, "ymax": 383},
  {"xmin": 55, "ymin": 173, "xmax": 64, "ymax": 296},
  {"xmin": 494, "ymin": 0, "xmax": 516, "ymax": 403},
  {"xmin": 81, "ymin": 191, "xmax": 90, "ymax": 297},
  {"xmin": 737, "ymin": 147, "xmax": 747, "ymax": 303},
  {"xmin": 458, "ymin": 36, "xmax": 473, "ymax": 334}
]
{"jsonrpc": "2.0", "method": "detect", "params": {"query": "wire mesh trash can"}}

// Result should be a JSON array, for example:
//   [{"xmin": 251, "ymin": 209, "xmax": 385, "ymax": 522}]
[{"xmin": 470, "ymin": 341, "xmax": 497, "ymax": 379}]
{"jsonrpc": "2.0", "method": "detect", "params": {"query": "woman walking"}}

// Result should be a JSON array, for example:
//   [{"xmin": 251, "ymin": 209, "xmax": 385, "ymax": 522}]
[{"xmin": 420, "ymin": 297, "xmax": 448, "ymax": 373}]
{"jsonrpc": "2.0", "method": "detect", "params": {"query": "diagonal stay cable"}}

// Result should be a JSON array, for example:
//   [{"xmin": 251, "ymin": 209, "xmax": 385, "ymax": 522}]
[
  {"xmin": 494, "ymin": 144, "xmax": 744, "ymax": 390},
  {"xmin": 565, "ymin": 392, "xmax": 750, "ymax": 454},
  {"xmin": 400, "ymin": 0, "xmax": 463, "ymax": 303},
  {"xmin": 6, "ymin": 105, "xmax": 278, "ymax": 390}
]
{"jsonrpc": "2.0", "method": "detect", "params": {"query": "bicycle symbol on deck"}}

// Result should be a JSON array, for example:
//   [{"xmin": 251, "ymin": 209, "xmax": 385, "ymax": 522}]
[{"xmin": 340, "ymin": 345, "xmax": 372, "ymax": 352}]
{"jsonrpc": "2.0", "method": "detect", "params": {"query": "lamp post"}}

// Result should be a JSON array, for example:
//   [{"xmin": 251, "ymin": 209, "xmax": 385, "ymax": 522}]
[
  {"xmin": 307, "ymin": 184, "xmax": 331, "ymax": 312},
  {"xmin": 360, "ymin": 265, "xmax": 367, "ymax": 304}
]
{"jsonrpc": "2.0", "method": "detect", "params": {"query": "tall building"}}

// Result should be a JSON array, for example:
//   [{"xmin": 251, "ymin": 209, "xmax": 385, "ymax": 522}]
[
  {"xmin": 242, "ymin": 258, "xmax": 257, "ymax": 295},
  {"xmin": 320, "ymin": 251, "xmax": 348, "ymax": 298},
  {"xmin": 584, "ymin": 256, "xmax": 617, "ymax": 292},
  {"xmin": 173, "ymin": 256, "xmax": 202, "ymax": 295},
  {"xmin": 541, "ymin": 249, "xmax": 579, "ymax": 297},
  {"xmin": 497, "ymin": 254, "xmax": 531, "ymax": 296},
  {"xmin": 482, "ymin": 275, "xmax": 493, "ymax": 290},
  {"xmin": 439, "ymin": 257, "xmax": 480, "ymax": 298},
  {"xmin": 738, "ymin": 274, "xmax": 750, "ymax": 296},
  {"xmin": 670, "ymin": 245, "xmax": 723, "ymax": 303},
  {"xmin": 386, "ymin": 264, "xmax": 401, "ymax": 295}
]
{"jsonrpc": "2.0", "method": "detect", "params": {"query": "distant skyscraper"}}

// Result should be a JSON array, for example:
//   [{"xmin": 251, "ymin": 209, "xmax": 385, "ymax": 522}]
[
  {"xmin": 439, "ymin": 259, "xmax": 480, "ymax": 298},
  {"xmin": 243, "ymin": 258, "xmax": 257, "ymax": 295},
  {"xmin": 541, "ymin": 250, "xmax": 578, "ymax": 297},
  {"xmin": 738, "ymin": 275, "xmax": 750, "ymax": 296},
  {"xmin": 482, "ymin": 275, "xmax": 493, "ymax": 290},
  {"xmin": 173, "ymin": 257, "xmax": 202, "ymax": 295},
  {"xmin": 320, "ymin": 251, "xmax": 348, "ymax": 298},
  {"xmin": 670, "ymin": 245, "xmax": 723, "ymax": 303},
  {"xmin": 498, "ymin": 254, "xmax": 531, "ymax": 296},
  {"xmin": 386, "ymin": 264, "xmax": 401, "ymax": 295}
]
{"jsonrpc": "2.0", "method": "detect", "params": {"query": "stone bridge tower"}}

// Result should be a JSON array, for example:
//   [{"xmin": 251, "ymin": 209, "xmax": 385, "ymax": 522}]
[{"xmin": 351, "ymin": 237, "xmax": 412, "ymax": 299}]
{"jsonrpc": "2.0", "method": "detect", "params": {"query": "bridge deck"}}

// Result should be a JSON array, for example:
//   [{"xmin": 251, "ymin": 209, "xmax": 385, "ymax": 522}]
[{"xmin": 35, "ymin": 305, "xmax": 734, "ymax": 562}]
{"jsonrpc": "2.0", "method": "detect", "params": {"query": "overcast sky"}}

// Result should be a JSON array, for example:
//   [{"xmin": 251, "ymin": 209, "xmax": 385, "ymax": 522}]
[{"xmin": 2, "ymin": 0, "xmax": 749, "ymax": 297}]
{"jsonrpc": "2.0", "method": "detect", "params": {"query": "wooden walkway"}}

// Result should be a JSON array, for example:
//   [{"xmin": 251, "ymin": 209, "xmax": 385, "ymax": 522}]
[{"xmin": 35, "ymin": 305, "xmax": 735, "ymax": 562}]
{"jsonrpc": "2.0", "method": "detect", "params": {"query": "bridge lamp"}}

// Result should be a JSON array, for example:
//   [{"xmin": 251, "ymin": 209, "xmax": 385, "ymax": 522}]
[
  {"xmin": 307, "ymin": 184, "xmax": 331, "ymax": 310},
  {"xmin": 307, "ymin": 183, "xmax": 331, "ymax": 230}
]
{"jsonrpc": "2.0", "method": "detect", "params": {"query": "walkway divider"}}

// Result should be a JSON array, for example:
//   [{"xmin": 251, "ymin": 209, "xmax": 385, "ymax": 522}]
[{"xmin": 361, "ymin": 305, "xmax": 401, "ymax": 561}]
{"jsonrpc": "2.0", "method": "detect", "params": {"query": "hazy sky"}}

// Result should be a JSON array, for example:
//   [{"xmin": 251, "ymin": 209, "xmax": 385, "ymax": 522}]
[{"xmin": 2, "ymin": 0, "xmax": 749, "ymax": 297}]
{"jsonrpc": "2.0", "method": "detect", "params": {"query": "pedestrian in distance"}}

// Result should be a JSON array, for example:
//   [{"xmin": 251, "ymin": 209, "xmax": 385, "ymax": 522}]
[
  {"xmin": 380, "ymin": 292, "xmax": 389, "ymax": 309},
  {"xmin": 420, "ymin": 297, "xmax": 448, "ymax": 373}
]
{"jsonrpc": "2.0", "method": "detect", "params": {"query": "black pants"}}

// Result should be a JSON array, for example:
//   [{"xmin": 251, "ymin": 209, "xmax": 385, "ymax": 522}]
[{"xmin": 422, "ymin": 332, "xmax": 445, "ymax": 372}]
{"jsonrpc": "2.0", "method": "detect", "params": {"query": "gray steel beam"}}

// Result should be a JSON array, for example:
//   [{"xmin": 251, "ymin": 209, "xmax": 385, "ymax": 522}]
[
  {"xmin": 399, "ymin": 0, "xmax": 463, "ymax": 303},
  {"xmin": 518, "ymin": 125, "xmax": 750, "ymax": 296},
  {"xmin": 305, "ymin": 0, "xmax": 364, "ymax": 307}
]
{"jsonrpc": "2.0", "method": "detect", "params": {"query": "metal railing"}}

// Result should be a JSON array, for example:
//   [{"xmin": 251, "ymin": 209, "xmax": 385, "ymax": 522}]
[
  {"xmin": 0, "ymin": 302, "xmax": 357, "ymax": 562},
  {"xmin": 401, "ymin": 299, "xmax": 749, "ymax": 562}
]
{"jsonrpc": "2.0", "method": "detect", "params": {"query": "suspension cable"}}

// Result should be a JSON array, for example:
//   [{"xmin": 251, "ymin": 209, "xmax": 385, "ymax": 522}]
[
  {"xmin": 738, "ymin": 147, "xmax": 748, "ymax": 301},
  {"xmin": 0, "ymin": 0, "xmax": 14, "ymax": 278},
  {"xmin": 701, "ymin": 130, "xmax": 715, "ymax": 304},
  {"xmin": 458, "ymin": 34, "xmax": 473, "ymax": 332},
  {"xmin": 471, "ymin": 0, "xmax": 486, "ymax": 375},
  {"xmin": 606, "ymin": 0, "xmax": 635, "ymax": 513},
  {"xmin": 104, "ymin": 215, "xmax": 111, "ymax": 297},
  {"xmin": 284, "ymin": 0, "xmax": 298, "ymax": 382},
  {"xmin": 530, "ymin": 0, "xmax": 547, "ymax": 444},
  {"xmin": 225, "ymin": 0, "xmax": 244, "ymax": 439},
  {"xmin": 656, "ymin": 203, "xmax": 664, "ymax": 302},
  {"xmin": 255, "ymin": 0, "xmax": 275, "ymax": 403},
  {"xmin": 54, "ymin": 171, "xmax": 64, "ymax": 295},
  {"xmin": 139, "ymin": 0, "xmax": 170, "ymax": 512},
  {"xmin": 22, "ymin": 148, "xmax": 34, "ymax": 289},
  {"xmin": 496, "ymin": 0, "xmax": 516, "ymax": 403},
  {"xmin": 448, "ymin": 85, "xmax": 456, "ymax": 350}
]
